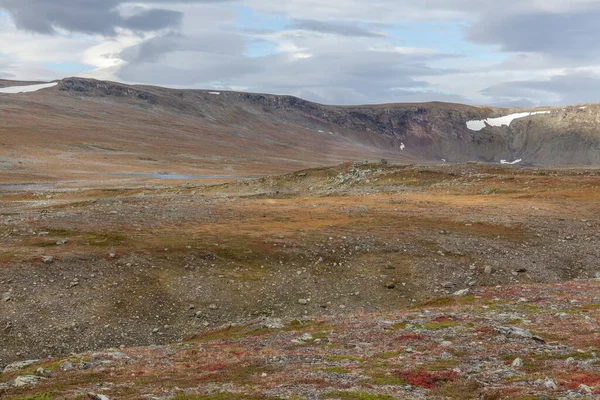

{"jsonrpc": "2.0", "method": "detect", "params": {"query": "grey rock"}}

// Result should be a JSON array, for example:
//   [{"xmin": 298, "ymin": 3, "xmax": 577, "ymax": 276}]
[
  {"xmin": 60, "ymin": 361, "xmax": 74, "ymax": 371},
  {"xmin": 41, "ymin": 256, "xmax": 54, "ymax": 264},
  {"xmin": 1, "ymin": 292, "xmax": 12, "ymax": 302},
  {"xmin": 511, "ymin": 358, "xmax": 524, "ymax": 368},
  {"xmin": 496, "ymin": 326, "xmax": 533, "ymax": 339},
  {"xmin": 88, "ymin": 393, "xmax": 110, "ymax": 400},
  {"xmin": 36, "ymin": 367, "xmax": 51, "ymax": 377},
  {"xmin": 543, "ymin": 378, "xmax": 557, "ymax": 390},
  {"xmin": 13, "ymin": 375, "xmax": 40, "ymax": 387},
  {"xmin": 3, "ymin": 359, "xmax": 39, "ymax": 373},
  {"xmin": 298, "ymin": 298, "xmax": 309, "ymax": 305},
  {"xmin": 262, "ymin": 318, "xmax": 285, "ymax": 329},
  {"xmin": 453, "ymin": 288, "xmax": 470, "ymax": 296}
]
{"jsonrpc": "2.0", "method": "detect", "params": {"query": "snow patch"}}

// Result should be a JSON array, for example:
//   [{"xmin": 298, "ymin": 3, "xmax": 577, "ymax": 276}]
[
  {"xmin": 400, "ymin": 143, "xmax": 405, "ymax": 151},
  {"xmin": 0, "ymin": 82, "xmax": 57, "ymax": 94},
  {"xmin": 208, "ymin": 92, "xmax": 221, "ymax": 95},
  {"xmin": 500, "ymin": 159, "xmax": 522, "ymax": 165},
  {"xmin": 467, "ymin": 111, "xmax": 551, "ymax": 132}
]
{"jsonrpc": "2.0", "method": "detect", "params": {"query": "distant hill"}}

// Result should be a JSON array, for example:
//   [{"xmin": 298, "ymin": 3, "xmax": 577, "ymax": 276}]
[{"xmin": 0, "ymin": 77, "xmax": 598, "ymax": 183}]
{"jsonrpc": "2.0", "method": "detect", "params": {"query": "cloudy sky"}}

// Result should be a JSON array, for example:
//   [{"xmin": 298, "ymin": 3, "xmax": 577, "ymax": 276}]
[{"xmin": 0, "ymin": 0, "xmax": 598, "ymax": 106}]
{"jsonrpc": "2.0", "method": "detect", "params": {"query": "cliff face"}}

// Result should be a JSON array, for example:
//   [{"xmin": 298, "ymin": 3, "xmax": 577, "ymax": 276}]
[{"xmin": 50, "ymin": 77, "xmax": 600, "ymax": 166}]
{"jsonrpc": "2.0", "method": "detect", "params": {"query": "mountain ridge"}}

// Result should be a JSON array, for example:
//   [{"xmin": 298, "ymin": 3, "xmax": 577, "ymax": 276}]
[{"xmin": 0, "ymin": 77, "xmax": 598, "ymax": 187}]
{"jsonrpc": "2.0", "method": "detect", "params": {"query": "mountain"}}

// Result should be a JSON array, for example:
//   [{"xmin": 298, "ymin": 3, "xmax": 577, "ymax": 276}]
[{"xmin": 0, "ymin": 77, "xmax": 599, "ymax": 185}]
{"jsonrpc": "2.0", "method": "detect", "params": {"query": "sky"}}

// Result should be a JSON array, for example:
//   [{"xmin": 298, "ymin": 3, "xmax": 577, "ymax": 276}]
[{"xmin": 0, "ymin": 0, "xmax": 599, "ymax": 107}]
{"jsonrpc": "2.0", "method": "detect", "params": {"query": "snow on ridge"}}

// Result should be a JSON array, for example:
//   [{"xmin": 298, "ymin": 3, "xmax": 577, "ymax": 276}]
[
  {"xmin": 467, "ymin": 111, "xmax": 551, "ymax": 132},
  {"xmin": 400, "ymin": 143, "xmax": 405, "ymax": 151},
  {"xmin": 208, "ymin": 91, "xmax": 221, "ymax": 95},
  {"xmin": 0, "ymin": 82, "xmax": 58, "ymax": 94},
  {"xmin": 500, "ymin": 159, "xmax": 522, "ymax": 165}
]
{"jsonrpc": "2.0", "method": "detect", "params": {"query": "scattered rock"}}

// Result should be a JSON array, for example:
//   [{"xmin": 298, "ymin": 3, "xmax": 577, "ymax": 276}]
[
  {"xmin": 88, "ymin": 394, "xmax": 110, "ymax": 400},
  {"xmin": 511, "ymin": 358, "xmax": 524, "ymax": 368},
  {"xmin": 3, "ymin": 359, "xmax": 39, "ymax": 373},
  {"xmin": 262, "ymin": 318, "xmax": 284, "ymax": 329},
  {"xmin": 385, "ymin": 282, "xmax": 396, "ymax": 289},
  {"xmin": 2, "ymin": 292, "xmax": 12, "ymax": 302},
  {"xmin": 298, "ymin": 299, "xmax": 309, "ymax": 305},
  {"xmin": 543, "ymin": 378, "xmax": 558, "ymax": 390},
  {"xmin": 443, "ymin": 282, "xmax": 456, "ymax": 289},
  {"xmin": 60, "ymin": 361, "xmax": 74, "ymax": 371},
  {"xmin": 453, "ymin": 288, "xmax": 470, "ymax": 296},
  {"xmin": 36, "ymin": 367, "xmax": 51, "ymax": 377},
  {"xmin": 13, "ymin": 375, "xmax": 40, "ymax": 387},
  {"xmin": 300, "ymin": 333, "xmax": 313, "ymax": 342},
  {"xmin": 41, "ymin": 256, "xmax": 54, "ymax": 264},
  {"xmin": 496, "ymin": 326, "xmax": 532, "ymax": 339},
  {"xmin": 484, "ymin": 265, "xmax": 494, "ymax": 274},
  {"xmin": 579, "ymin": 384, "xmax": 593, "ymax": 394}
]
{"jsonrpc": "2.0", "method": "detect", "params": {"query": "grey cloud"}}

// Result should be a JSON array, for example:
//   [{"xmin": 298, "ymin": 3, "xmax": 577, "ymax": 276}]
[
  {"xmin": 467, "ymin": 7, "xmax": 600, "ymax": 60},
  {"xmin": 117, "ymin": 31, "xmax": 456, "ymax": 105},
  {"xmin": 120, "ymin": 31, "xmax": 246, "ymax": 63},
  {"xmin": 0, "ymin": 0, "xmax": 225, "ymax": 35},
  {"xmin": 288, "ymin": 19, "xmax": 385, "ymax": 37},
  {"xmin": 481, "ymin": 72, "xmax": 600, "ymax": 105}
]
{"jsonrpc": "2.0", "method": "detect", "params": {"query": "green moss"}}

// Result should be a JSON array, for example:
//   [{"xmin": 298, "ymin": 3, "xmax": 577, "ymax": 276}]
[
  {"xmin": 325, "ymin": 355, "xmax": 364, "ymax": 363},
  {"xmin": 319, "ymin": 366, "xmax": 351, "ymax": 374},
  {"xmin": 423, "ymin": 321, "xmax": 458, "ymax": 330},
  {"xmin": 13, "ymin": 393, "xmax": 54, "ymax": 400},
  {"xmin": 432, "ymin": 379, "xmax": 483, "ymax": 400},
  {"xmin": 421, "ymin": 358, "xmax": 460, "ymax": 371}
]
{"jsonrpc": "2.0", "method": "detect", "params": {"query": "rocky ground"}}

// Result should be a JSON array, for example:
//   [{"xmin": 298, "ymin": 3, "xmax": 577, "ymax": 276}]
[
  {"xmin": 1, "ymin": 279, "xmax": 600, "ymax": 399},
  {"xmin": 1, "ymin": 162, "xmax": 599, "ymax": 399}
]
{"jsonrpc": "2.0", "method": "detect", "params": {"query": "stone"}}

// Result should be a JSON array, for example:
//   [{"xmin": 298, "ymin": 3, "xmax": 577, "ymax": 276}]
[
  {"xmin": 60, "ymin": 361, "xmax": 74, "ymax": 371},
  {"xmin": 484, "ymin": 265, "xmax": 494, "ymax": 274},
  {"xmin": 440, "ymin": 341, "xmax": 452, "ymax": 347},
  {"xmin": 443, "ymin": 282, "xmax": 456, "ymax": 289},
  {"xmin": 385, "ymin": 282, "xmax": 396, "ymax": 289},
  {"xmin": 496, "ymin": 326, "xmax": 533, "ymax": 339},
  {"xmin": 579, "ymin": 384, "xmax": 593, "ymax": 394},
  {"xmin": 208, "ymin": 304, "xmax": 218, "ymax": 310},
  {"xmin": 300, "ymin": 333, "xmax": 314, "ymax": 342},
  {"xmin": 262, "ymin": 318, "xmax": 284, "ymax": 329},
  {"xmin": 3, "ymin": 360, "xmax": 39, "ymax": 373},
  {"xmin": 453, "ymin": 289, "xmax": 470, "ymax": 296},
  {"xmin": 298, "ymin": 299, "xmax": 309, "ymax": 305},
  {"xmin": 36, "ymin": 368, "xmax": 51, "ymax": 377},
  {"xmin": 543, "ymin": 378, "xmax": 557, "ymax": 390},
  {"xmin": 88, "ymin": 394, "xmax": 111, "ymax": 400},
  {"xmin": 41, "ymin": 256, "xmax": 54, "ymax": 264},
  {"xmin": 13, "ymin": 375, "xmax": 40, "ymax": 387},
  {"xmin": 511, "ymin": 358, "xmax": 524, "ymax": 368},
  {"xmin": 2, "ymin": 292, "xmax": 12, "ymax": 302}
]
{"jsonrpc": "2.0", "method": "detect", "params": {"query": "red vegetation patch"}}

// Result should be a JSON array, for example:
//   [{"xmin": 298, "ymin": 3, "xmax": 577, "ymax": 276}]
[
  {"xmin": 199, "ymin": 362, "xmax": 227, "ymax": 371},
  {"xmin": 559, "ymin": 372, "xmax": 600, "ymax": 389},
  {"xmin": 396, "ymin": 369, "xmax": 458, "ymax": 389},
  {"xmin": 394, "ymin": 333, "xmax": 424, "ymax": 342}
]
